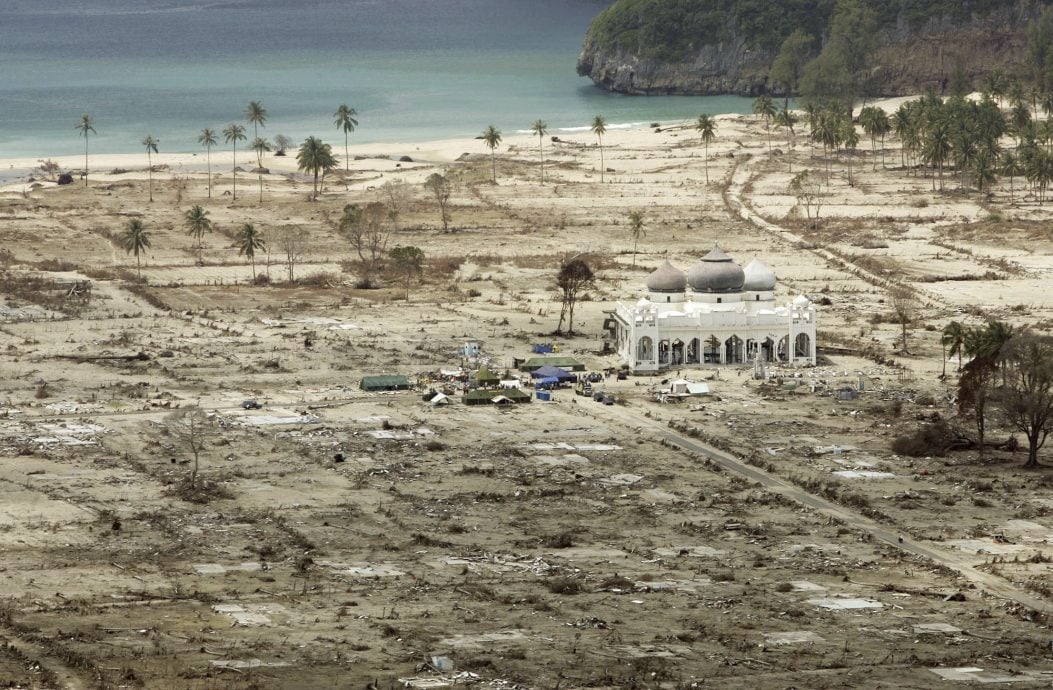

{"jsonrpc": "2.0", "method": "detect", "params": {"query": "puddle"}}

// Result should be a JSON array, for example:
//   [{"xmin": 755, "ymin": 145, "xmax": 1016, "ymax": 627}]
[
  {"xmin": 929, "ymin": 667, "xmax": 1053, "ymax": 683},
  {"xmin": 635, "ymin": 579, "xmax": 709, "ymax": 593},
  {"xmin": 317, "ymin": 561, "xmax": 405, "ymax": 577},
  {"xmin": 806, "ymin": 597, "xmax": 884, "ymax": 610},
  {"xmin": 654, "ymin": 545, "xmax": 725, "ymax": 558},
  {"xmin": 599, "ymin": 473, "xmax": 643, "ymax": 486},
  {"xmin": 764, "ymin": 631, "xmax": 825, "ymax": 645},
  {"xmin": 437, "ymin": 630, "xmax": 527, "ymax": 647},
  {"xmin": 212, "ymin": 603, "xmax": 287, "ymax": 626},
  {"xmin": 832, "ymin": 470, "xmax": 895, "ymax": 480},
  {"xmin": 193, "ymin": 562, "xmax": 261, "ymax": 575},
  {"xmin": 913, "ymin": 622, "xmax": 962, "ymax": 635}
]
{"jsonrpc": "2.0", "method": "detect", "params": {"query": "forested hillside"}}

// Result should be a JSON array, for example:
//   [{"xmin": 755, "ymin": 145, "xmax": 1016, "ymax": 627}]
[{"xmin": 577, "ymin": 0, "xmax": 1045, "ymax": 98}]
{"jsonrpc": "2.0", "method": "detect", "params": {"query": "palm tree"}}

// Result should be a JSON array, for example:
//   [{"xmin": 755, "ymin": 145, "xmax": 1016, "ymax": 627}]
[
  {"xmin": 840, "ymin": 117, "xmax": 859, "ymax": 185},
  {"xmin": 333, "ymin": 104, "xmax": 359, "ymax": 173},
  {"xmin": 922, "ymin": 120, "xmax": 951, "ymax": 190},
  {"xmin": 141, "ymin": 135, "xmax": 159, "ymax": 202},
  {"xmin": 532, "ymin": 119, "xmax": 548, "ymax": 184},
  {"xmin": 628, "ymin": 210, "xmax": 645, "ymax": 267},
  {"xmin": 774, "ymin": 108, "xmax": 797, "ymax": 171},
  {"xmin": 481, "ymin": 125, "xmax": 502, "ymax": 183},
  {"xmin": 251, "ymin": 137, "xmax": 271, "ymax": 202},
  {"xmin": 119, "ymin": 218, "xmax": 151, "ymax": 280},
  {"xmin": 591, "ymin": 115, "xmax": 607, "ymax": 182},
  {"xmin": 198, "ymin": 128, "xmax": 218, "ymax": 198},
  {"xmin": 75, "ymin": 114, "xmax": 96, "ymax": 187},
  {"xmin": 296, "ymin": 136, "xmax": 337, "ymax": 200},
  {"xmin": 183, "ymin": 204, "xmax": 212, "ymax": 259},
  {"xmin": 859, "ymin": 106, "xmax": 890, "ymax": 169},
  {"xmin": 695, "ymin": 113, "xmax": 716, "ymax": 183},
  {"xmin": 942, "ymin": 321, "xmax": 966, "ymax": 375},
  {"xmin": 245, "ymin": 101, "xmax": 268, "ymax": 166},
  {"xmin": 223, "ymin": 123, "xmax": 247, "ymax": 200},
  {"xmin": 971, "ymin": 148, "xmax": 997, "ymax": 195},
  {"xmin": 999, "ymin": 150, "xmax": 1023, "ymax": 201},
  {"xmin": 753, "ymin": 94, "xmax": 776, "ymax": 156},
  {"xmin": 236, "ymin": 223, "xmax": 266, "ymax": 282}
]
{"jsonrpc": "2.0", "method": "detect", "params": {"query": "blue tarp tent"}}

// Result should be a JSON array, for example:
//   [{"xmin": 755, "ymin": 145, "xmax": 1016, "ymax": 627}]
[
  {"xmin": 535, "ymin": 376, "xmax": 561, "ymax": 388},
  {"xmin": 530, "ymin": 365, "xmax": 576, "ymax": 382}
]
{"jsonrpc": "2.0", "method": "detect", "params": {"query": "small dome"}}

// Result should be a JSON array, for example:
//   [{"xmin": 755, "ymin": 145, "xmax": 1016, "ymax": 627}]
[
  {"xmin": 743, "ymin": 259, "xmax": 776, "ymax": 291},
  {"xmin": 646, "ymin": 261, "xmax": 687, "ymax": 292},
  {"xmin": 687, "ymin": 246, "xmax": 745, "ymax": 293}
]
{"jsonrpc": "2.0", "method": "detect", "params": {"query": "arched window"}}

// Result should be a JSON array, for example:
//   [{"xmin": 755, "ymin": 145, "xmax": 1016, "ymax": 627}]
[{"xmin": 637, "ymin": 336, "xmax": 654, "ymax": 362}]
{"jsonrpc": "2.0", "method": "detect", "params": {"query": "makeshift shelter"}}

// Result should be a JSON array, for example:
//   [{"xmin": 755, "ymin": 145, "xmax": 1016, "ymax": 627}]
[
  {"xmin": 429, "ymin": 392, "xmax": 452, "ymax": 406},
  {"xmin": 361, "ymin": 375, "xmax": 413, "ymax": 392},
  {"xmin": 462, "ymin": 388, "xmax": 531, "ymax": 406},
  {"xmin": 473, "ymin": 366, "xmax": 501, "ymax": 387},
  {"xmin": 530, "ymin": 365, "xmax": 576, "ymax": 382},
  {"xmin": 669, "ymin": 379, "xmax": 710, "ymax": 396},
  {"xmin": 534, "ymin": 376, "xmax": 562, "ymax": 389},
  {"xmin": 519, "ymin": 356, "xmax": 584, "ymax": 373}
]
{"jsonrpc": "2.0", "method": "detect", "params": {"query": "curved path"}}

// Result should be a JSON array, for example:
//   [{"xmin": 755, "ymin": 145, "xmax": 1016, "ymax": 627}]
[
  {"xmin": 588, "ymin": 400, "xmax": 1053, "ymax": 616},
  {"xmin": 724, "ymin": 155, "xmax": 946, "ymax": 307}
]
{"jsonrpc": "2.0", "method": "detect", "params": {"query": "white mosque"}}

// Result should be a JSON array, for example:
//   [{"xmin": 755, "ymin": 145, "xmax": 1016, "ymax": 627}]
[{"xmin": 609, "ymin": 247, "xmax": 817, "ymax": 373}]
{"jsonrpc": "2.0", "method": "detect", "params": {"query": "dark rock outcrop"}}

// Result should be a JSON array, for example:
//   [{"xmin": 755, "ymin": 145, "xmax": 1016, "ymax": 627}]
[{"xmin": 578, "ymin": 2, "xmax": 1042, "ymax": 97}]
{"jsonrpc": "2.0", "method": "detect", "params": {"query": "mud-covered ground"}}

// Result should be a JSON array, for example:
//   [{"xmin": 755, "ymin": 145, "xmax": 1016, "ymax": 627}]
[{"xmin": 1, "ymin": 111, "xmax": 1051, "ymax": 688}]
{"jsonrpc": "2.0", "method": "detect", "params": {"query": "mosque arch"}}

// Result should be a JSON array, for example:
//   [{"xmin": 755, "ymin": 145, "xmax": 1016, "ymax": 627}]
[
  {"xmin": 724, "ymin": 335, "xmax": 744, "ymax": 364},
  {"xmin": 776, "ymin": 335, "xmax": 790, "ymax": 362},
  {"xmin": 794, "ymin": 333, "xmax": 811, "ymax": 358},
  {"xmin": 671, "ymin": 338, "xmax": 685, "ymax": 365},
  {"xmin": 637, "ymin": 336, "xmax": 654, "ymax": 362}
]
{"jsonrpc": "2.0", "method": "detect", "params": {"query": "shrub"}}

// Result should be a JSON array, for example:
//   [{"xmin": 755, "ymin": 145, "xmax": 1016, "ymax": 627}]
[{"xmin": 891, "ymin": 417, "xmax": 956, "ymax": 457}]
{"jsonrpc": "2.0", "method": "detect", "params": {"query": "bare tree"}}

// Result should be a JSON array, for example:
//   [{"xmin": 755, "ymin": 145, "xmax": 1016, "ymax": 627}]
[
  {"xmin": 381, "ymin": 179, "xmax": 410, "ymax": 229},
  {"xmin": 555, "ymin": 256, "xmax": 595, "ymax": 337},
  {"xmin": 275, "ymin": 225, "xmax": 309, "ymax": 282},
  {"xmin": 337, "ymin": 202, "xmax": 389, "ymax": 276},
  {"xmin": 424, "ymin": 172, "xmax": 453, "ymax": 232},
  {"xmin": 788, "ymin": 170, "xmax": 825, "ymax": 228},
  {"xmin": 889, "ymin": 287, "xmax": 917, "ymax": 354},
  {"xmin": 166, "ymin": 407, "xmax": 215, "ymax": 488},
  {"xmin": 997, "ymin": 334, "xmax": 1053, "ymax": 468}
]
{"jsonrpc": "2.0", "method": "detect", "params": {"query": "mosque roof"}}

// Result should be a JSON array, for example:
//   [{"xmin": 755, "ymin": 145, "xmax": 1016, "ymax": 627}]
[
  {"xmin": 743, "ymin": 258, "xmax": 776, "ymax": 291},
  {"xmin": 687, "ymin": 245, "xmax": 745, "ymax": 293},
  {"xmin": 646, "ymin": 260, "xmax": 688, "ymax": 292}
]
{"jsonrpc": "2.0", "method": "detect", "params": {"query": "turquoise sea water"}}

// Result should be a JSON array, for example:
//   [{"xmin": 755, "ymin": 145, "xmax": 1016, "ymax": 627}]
[{"xmin": 0, "ymin": 0, "xmax": 755, "ymax": 159}]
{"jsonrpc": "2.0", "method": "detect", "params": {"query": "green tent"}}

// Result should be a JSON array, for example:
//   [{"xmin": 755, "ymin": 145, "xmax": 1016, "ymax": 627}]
[
  {"xmin": 462, "ymin": 388, "xmax": 531, "ymax": 405},
  {"xmin": 474, "ymin": 366, "xmax": 501, "ymax": 386},
  {"xmin": 361, "ymin": 375, "xmax": 413, "ymax": 392},
  {"xmin": 519, "ymin": 356, "xmax": 584, "ymax": 372}
]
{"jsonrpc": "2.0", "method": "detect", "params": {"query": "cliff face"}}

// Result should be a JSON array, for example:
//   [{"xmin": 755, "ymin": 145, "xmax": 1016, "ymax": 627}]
[
  {"xmin": 577, "ymin": 4, "xmax": 1040, "ymax": 97},
  {"xmin": 576, "ymin": 30, "xmax": 775, "ymax": 96}
]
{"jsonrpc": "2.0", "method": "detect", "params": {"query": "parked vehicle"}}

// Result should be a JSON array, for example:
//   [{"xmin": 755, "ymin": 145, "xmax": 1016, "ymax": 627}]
[{"xmin": 575, "ymin": 381, "xmax": 593, "ymax": 396}]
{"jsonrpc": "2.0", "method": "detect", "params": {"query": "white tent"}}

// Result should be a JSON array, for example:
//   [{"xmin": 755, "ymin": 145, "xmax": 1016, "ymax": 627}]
[
  {"xmin": 669, "ymin": 380, "xmax": 709, "ymax": 396},
  {"xmin": 430, "ymin": 393, "xmax": 452, "ymax": 406}
]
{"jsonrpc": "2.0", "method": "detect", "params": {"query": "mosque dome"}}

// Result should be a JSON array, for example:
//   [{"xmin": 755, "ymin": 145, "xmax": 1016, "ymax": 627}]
[
  {"xmin": 743, "ymin": 259, "xmax": 776, "ymax": 291},
  {"xmin": 687, "ymin": 246, "xmax": 745, "ymax": 293},
  {"xmin": 646, "ymin": 260, "xmax": 687, "ymax": 292}
]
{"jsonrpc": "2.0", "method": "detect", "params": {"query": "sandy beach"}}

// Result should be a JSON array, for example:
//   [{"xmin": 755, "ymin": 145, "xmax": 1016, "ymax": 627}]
[{"xmin": 1, "ymin": 96, "xmax": 1052, "ymax": 688}]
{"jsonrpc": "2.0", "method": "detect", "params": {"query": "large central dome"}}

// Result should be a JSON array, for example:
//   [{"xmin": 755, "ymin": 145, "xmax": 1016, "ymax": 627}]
[{"xmin": 687, "ymin": 246, "xmax": 745, "ymax": 293}]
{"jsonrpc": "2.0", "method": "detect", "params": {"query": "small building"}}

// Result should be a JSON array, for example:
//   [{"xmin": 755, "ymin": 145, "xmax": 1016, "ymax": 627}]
[
  {"xmin": 361, "ymin": 375, "xmax": 413, "ymax": 392},
  {"xmin": 519, "ymin": 356, "xmax": 585, "ymax": 373}
]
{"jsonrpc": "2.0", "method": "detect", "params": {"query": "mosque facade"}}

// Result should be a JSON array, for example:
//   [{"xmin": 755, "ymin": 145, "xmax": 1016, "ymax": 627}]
[{"xmin": 609, "ymin": 247, "xmax": 817, "ymax": 373}]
